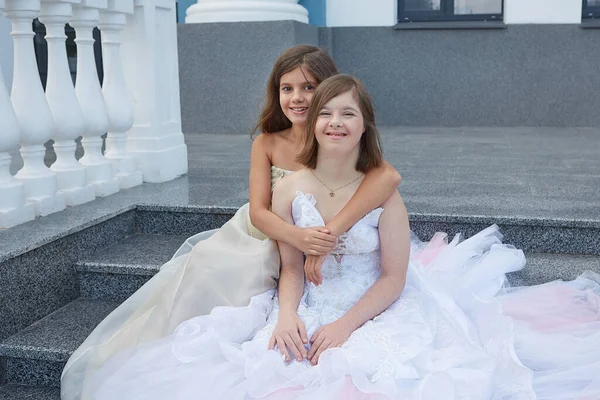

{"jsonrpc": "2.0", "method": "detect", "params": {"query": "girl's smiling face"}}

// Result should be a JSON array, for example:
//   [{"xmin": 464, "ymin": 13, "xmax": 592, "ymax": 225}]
[
  {"xmin": 315, "ymin": 89, "xmax": 365, "ymax": 155},
  {"xmin": 279, "ymin": 66, "xmax": 318, "ymax": 126}
]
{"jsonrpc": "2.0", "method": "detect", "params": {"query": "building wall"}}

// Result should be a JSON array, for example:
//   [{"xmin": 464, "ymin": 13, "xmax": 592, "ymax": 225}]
[
  {"xmin": 0, "ymin": 15, "xmax": 13, "ymax": 90},
  {"xmin": 328, "ymin": 24, "xmax": 600, "ymax": 127},
  {"xmin": 178, "ymin": 21, "xmax": 600, "ymax": 132},
  {"xmin": 177, "ymin": 21, "xmax": 320, "ymax": 135}
]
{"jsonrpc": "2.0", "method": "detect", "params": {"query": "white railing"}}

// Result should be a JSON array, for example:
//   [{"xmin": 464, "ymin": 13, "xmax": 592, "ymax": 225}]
[{"xmin": 0, "ymin": 0, "xmax": 187, "ymax": 228}]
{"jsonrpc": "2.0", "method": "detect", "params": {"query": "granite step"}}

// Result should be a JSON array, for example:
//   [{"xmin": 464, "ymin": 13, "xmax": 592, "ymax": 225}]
[
  {"xmin": 0, "ymin": 299, "xmax": 119, "ymax": 388},
  {"xmin": 76, "ymin": 233, "xmax": 189, "ymax": 301},
  {"xmin": 0, "ymin": 384, "xmax": 60, "ymax": 400},
  {"xmin": 508, "ymin": 252, "xmax": 600, "ymax": 286}
]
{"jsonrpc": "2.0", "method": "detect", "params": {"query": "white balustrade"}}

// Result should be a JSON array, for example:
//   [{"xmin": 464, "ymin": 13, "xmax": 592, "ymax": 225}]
[
  {"xmin": 39, "ymin": 0, "xmax": 96, "ymax": 206},
  {"xmin": 0, "ymin": 1, "xmax": 36, "ymax": 228},
  {"xmin": 1, "ymin": 0, "xmax": 187, "ymax": 229},
  {"xmin": 5, "ymin": 0, "xmax": 65, "ymax": 217},
  {"xmin": 99, "ymin": 0, "xmax": 143, "ymax": 189},
  {"xmin": 71, "ymin": 0, "xmax": 120, "ymax": 196},
  {"xmin": 185, "ymin": 0, "xmax": 308, "ymax": 23},
  {"xmin": 121, "ymin": 0, "xmax": 187, "ymax": 183}
]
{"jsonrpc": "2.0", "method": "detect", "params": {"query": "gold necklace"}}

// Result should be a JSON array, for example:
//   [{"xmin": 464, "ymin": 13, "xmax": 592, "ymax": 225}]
[{"xmin": 310, "ymin": 170, "xmax": 365, "ymax": 197}]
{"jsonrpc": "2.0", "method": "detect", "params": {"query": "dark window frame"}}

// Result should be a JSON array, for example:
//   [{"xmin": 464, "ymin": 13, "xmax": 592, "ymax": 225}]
[
  {"xmin": 398, "ymin": 0, "xmax": 503, "ymax": 23},
  {"xmin": 582, "ymin": 0, "xmax": 600, "ymax": 19}
]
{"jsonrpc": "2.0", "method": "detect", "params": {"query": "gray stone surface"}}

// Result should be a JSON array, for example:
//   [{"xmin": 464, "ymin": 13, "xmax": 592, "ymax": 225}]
[
  {"xmin": 76, "ymin": 233, "xmax": 190, "ymax": 300},
  {"xmin": 78, "ymin": 272, "xmax": 152, "ymax": 301},
  {"xmin": 4, "ymin": 127, "xmax": 600, "ymax": 259},
  {"xmin": 508, "ymin": 253, "xmax": 600, "ymax": 287},
  {"xmin": 329, "ymin": 25, "xmax": 600, "ymax": 127},
  {"xmin": 76, "ymin": 234, "xmax": 190, "ymax": 275},
  {"xmin": 178, "ymin": 20, "xmax": 319, "ymax": 135},
  {"xmin": 0, "ymin": 299, "xmax": 118, "ymax": 362},
  {"xmin": 0, "ymin": 211, "xmax": 134, "ymax": 343},
  {"xmin": 0, "ymin": 384, "xmax": 60, "ymax": 400}
]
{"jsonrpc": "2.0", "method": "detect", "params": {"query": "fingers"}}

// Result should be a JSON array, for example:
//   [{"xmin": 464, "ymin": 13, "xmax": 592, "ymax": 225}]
[
  {"xmin": 315, "ymin": 256, "xmax": 324, "ymax": 285},
  {"xmin": 275, "ymin": 336, "xmax": 289, "ymax": 361},
  {"xmin": 304, "ymin": 257, "xmax": 317, "ymax": 285},
  {"xmin": 313, "ymin": 231, "xmax": 337, "ymax": 244},
  {"xmin": 282, "ymin": 334, "xmax": 304, "ymax": 362},
  {"xmin": 298, "ymin": 321, "xmax": 309, "ymax": 345},
  {"xmin": 307, "ymin": 327, "xmax": 324, "ymax": 360},
  {"xmin": 310, "ymin": 338, "xmax": 331, "ymax": 365},
  {"xmin": 268, "ymin": 334, "xmax": 276, "ymax": 350},
  {"xmin": 288, "ymin": 333, "xmax": 307, "ymax": 361}
]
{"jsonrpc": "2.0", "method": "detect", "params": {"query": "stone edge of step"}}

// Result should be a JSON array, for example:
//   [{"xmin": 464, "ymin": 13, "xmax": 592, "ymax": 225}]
[{"xmin": 0, "ymin": 299, "xmax": 119, "ymax": 363}]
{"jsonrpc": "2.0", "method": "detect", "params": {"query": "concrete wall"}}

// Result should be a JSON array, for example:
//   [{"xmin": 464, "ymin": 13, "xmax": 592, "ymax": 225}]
[
  {"xmin": 329, "ymin": 24, "xmax": 600, "ymax": 127},
  {"xmin": 177, "ymin": 21, "xmax": 319, "ymax": 135},
  {"xmin": 178, "ymin": 21, "xmax": 600, "ymax": 133},
  {"xmin": 0, "ymin": 15, "xmax": 13, "ymax": 90}
]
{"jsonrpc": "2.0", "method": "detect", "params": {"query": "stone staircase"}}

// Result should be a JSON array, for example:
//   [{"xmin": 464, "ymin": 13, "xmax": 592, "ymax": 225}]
[{"xmin": 0, "ymin": 204, "xmax": 599, "ymax": 399}]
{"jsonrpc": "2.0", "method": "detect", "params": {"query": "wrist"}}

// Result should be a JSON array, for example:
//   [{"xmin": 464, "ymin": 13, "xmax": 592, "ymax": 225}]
[
  {"xmin": 338, "ymin": 314, "xmax": 359, "ymax": 333},
  {"xmin": 286, "ymin": 225, "xmax": 302, "ymax": 248}
]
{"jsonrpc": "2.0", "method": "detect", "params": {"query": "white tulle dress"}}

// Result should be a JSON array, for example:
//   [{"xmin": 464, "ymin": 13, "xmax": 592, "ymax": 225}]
[{"xmin": 88, "ymin": 191, "xmax": 600, "ymax": 400}]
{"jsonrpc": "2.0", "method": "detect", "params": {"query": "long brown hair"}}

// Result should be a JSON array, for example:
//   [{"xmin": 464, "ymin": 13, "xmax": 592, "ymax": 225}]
[
  {"xmin": 297, "ymin": 74, "xmax": 383, "ymax": 173},
  {"xmin": 251, "ymin": 45, "xmax": 338, "ymax": 138}
]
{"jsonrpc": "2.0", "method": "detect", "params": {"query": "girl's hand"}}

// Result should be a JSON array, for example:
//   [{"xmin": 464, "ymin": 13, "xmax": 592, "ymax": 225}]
[
  {"xmin": 293, "ymin": 227, "xmax": 337, "ymax": 256},
  {"xmin": 304, "ymin": 255, "xmax": 326, "ymax": 286},
  {"xmin": 307, "ymin": 319, "xmax": 353, "ymax": 365},
  {"xmin": 269, "ymin": 313, "xmax": 309, "ymax": 362}
]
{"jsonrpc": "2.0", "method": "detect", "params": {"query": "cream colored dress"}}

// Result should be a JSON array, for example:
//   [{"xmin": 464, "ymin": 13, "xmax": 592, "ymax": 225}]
[{"xmin": 61, "ymin": 166, "xmax": 293, "ymax": 400}]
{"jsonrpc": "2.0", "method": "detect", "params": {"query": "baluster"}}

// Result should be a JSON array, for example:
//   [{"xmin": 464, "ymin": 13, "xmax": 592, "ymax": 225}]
[
  {"xmin": 99, "ymin": 0, "xmax": 142, "ymax": 189},
  {"xmin": 121, "ymin": 0, "xmax": 187, "ymax": 183},
  {"xmin": 71, "ymin": 0, "xmax": 119, "ymax": 196},
  {"xmin": 5, "ymin": 0, "xmax": 65, "ymax": 216},
  {"xmin": 0, "ymin": 1, "xmax": 36, "ymax": 228},
  {"xmin": 39, "ymin": 0, "xmax": 96, "ymax": 206}
]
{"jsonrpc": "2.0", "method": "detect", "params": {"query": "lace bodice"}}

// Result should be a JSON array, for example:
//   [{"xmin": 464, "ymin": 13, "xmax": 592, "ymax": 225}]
[
  {"xmin": 291, "ymin": 192, "xmax": 383, "ymax": 318},
  {"xmin": 271, "ymin": 166, "xmax": 293, "ymax": 191}
]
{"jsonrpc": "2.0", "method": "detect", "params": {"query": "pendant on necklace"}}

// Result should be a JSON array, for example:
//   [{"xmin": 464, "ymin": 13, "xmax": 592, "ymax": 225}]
[{"xmin": 329, "ymin": 192, "xmax": 335, "ymax": 197}]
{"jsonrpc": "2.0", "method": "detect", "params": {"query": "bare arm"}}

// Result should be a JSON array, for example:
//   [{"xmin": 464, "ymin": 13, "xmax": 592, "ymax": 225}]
[
  {"xmin": 326, "ymin": 161, "xmax": 401, "ymax": 237},
  {"xmin": 340, "ymin": 190, "xmax": 410, "ymax": 331},
  {"xmin": 248, "ymin": 135, "xmax": 336, "ymax": 255},
  {"xmin": 271, "ymin": 178, "xmax": 306, "ymax": 314},
  {"xmin": 248, "ymin": 134, "xmax": 299, "ymax": 244},
  {"xmin": 268, "ymin": 178, "xmax": 309, "ymax": 362}
]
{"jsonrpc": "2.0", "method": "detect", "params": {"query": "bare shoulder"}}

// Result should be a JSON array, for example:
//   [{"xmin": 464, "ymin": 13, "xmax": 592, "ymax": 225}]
[
  {"xmin": 252, "ymin": 132, "xmax": 276, "ymax": 153},
  {"xmin": 272, "ymin": 168, "xmax": 311, "ymax": 201}
]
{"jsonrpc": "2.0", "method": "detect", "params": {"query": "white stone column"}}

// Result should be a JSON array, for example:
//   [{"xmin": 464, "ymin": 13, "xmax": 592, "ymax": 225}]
[
  {"xmin": 185, "ymin": 0, "xmax": 308, "ymax": 23},
  {"xmin": 121, "ymin": 0, "xmax": 187, "ymax": 183},
  {"xmin": 71, "ymin": 0, "xmax": 120, "ymax": 196},
  {"xmin": 5, "ymin": 0, "xmax": 65, "ymax": 216},
  {"xmin": 0, "ymin": 1, "xmax": 36, "ymax": 228},
  {"xmin": 99, "ymin": 0, "xmax": 142, "ymax": 189},
  {"xmin": 39, "ymin": 0, "xmax": 96, "ymax": 206}
]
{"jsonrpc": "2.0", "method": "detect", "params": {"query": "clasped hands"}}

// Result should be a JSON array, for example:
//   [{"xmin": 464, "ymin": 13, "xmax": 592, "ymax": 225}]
[
  {"xmin": 294, "ymin": 226, "xmax": 337, "ymax": 286},
  {"xmin": 268, "ymin": 313, "xmax": 353, "ymax": 365}
]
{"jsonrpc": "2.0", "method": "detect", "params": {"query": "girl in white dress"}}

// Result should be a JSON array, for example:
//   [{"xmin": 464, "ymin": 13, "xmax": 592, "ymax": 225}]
[
  {"xmin": 90, "ymin": 74, "xmax": 600, "ymax": 400},
  {"xmin": 61, "ymin": 46, "xmax": 403, "ymax": 400}
]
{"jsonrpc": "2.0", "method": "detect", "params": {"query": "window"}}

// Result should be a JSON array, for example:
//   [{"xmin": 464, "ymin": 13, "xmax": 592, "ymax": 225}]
[
  {"xmin": 583, "ymin": 0, "xmax": 600, "ymax": 19},
  {"xmin": 398, "ymin": 0, "xmax": 503, "ymax": 23}
]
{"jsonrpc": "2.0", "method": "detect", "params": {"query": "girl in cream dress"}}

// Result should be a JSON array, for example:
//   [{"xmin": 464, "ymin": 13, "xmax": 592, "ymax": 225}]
[{"xmin": 61, "ymin": 46, "xmax": 403, "ymax": 400}]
